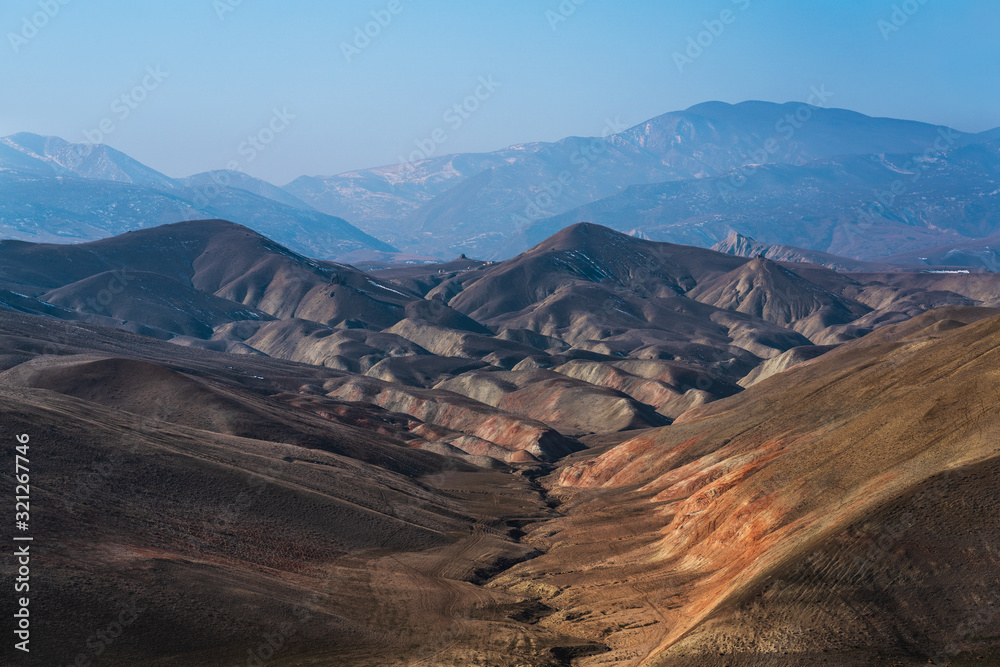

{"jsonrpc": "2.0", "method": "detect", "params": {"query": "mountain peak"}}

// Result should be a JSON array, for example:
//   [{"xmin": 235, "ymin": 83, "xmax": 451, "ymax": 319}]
[
  {"xmin": 182, "ymin": 170, "xmax": 316, "ymax": 211},
  {"xmin": 725, "ymin": 230, "xmax": 756, "ymax": 243},
  {"xmin": 690, "ymin": 253, "xmax": 869, "ymax": 328},
  {"xmin": 530, "ymin": 221, "xmax": 636, "ymax": 254},
  {"xmin": 1, "ymin": 132, "xmax": 177, "ymax": 188},
  {"xmin": 3, "ymin": 132, "xmax": 68, "ymax": 152},
  {"xmin": 712, "ymin": 231, "xmax": 766, "ymax": 257}
]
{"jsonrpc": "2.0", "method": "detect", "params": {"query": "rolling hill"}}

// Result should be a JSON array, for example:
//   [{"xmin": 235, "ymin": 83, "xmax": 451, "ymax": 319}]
[
  {"xmin": 4, "ymin": 219, "xmax": 1000, "ymax": 664},
  {"xmin": 502, "ymin": 306, "xmax": 1000, "ymax": 664}
]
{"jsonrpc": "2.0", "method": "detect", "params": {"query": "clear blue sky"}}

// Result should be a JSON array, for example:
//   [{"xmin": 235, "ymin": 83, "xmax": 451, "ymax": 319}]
[{"xmin": 2, "ymin": 0, "xmax": 998, "ymax": 184}]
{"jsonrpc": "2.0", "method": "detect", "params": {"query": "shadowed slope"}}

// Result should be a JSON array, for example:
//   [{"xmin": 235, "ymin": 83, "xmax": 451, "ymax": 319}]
[
  {"xmin": 0, "ymin": 219, "xmax": 420, "ymax": 332},
  {"xmin": 0, "ymin": 311, "xmax": 595, "ymax": 665}
]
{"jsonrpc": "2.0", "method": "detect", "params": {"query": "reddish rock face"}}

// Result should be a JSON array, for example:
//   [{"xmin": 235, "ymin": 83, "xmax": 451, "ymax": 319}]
[
  {"xmin": 498, "ymin": 310, "xmax": 1000, "ymax": 663},
  {"xmin": 323, "ymin": 375, "xmax": 580, "ymax": 462}
]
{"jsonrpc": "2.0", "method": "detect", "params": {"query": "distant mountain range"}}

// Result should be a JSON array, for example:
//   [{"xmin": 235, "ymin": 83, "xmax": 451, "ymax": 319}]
[
  {"xmin": 713, "ymin": 229, "xmax": 1000, "ymax": 272},
  {"xmin": 0, "ymin": 133, "xmax": 393, "ymax": 259},
  {"xmin": 4, "ymin": 101, "xmax": 1000, "ymax": 265},
  {"xmin": 509, "ymin": 139, "xmax": 1000, "ymax": 262},
  {"xmin": 283, "ymin": 101, "xmax": 1000, "ymax": 260},
  {"xmin": 709, "ymin": 231, "xmax": 899, "ymax": 272}
]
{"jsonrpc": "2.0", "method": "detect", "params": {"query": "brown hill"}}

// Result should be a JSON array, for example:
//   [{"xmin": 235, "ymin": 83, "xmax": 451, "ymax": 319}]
[
  {"xmin": 42, "ymin": 270, "xmax": 274, "ymax": 338},
  {"xmin": 10, "ymin": 219, "xmax": 1000, "ymax": 466},
  {"xmin": 0, "ymin": 219, "xmax": 420, "ymax": 332},
  {"xmin": 436, "ymin": 368, "xmax": 671, "ymax": 435},
  {"xmin": 496, "ymin": 306, "xmax": 1000, "ymax": 664},
  {"xmin": 445, "ymin": 223, "xmax": 745, "ymax": 322},
  {"xmin": 688, "ymin": 256, "xmax": 871, "ymax": 339},
  {"xmin": 5, "ymin": 219, "xmax": 1000, "ymax": 664},
  {"xmin": 0, "ymin": 310, "xmax": 600, "ymax": 665}
]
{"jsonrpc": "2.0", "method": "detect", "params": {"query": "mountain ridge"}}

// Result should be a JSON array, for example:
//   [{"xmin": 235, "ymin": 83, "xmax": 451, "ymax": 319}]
[
  {"xmin": 0, "ymin": 135, "xmax": 395, "ymax": 259},
  {"xmin": 6, "ymin": 100, "xmax": 1000, "ymax": 265},
  {"xmin": 280, "ymin": 101, "xmax": 999, "ymax": 259},
  {"xmin": 4, "ymin": 219, "xmax": 1000, "ymax": 663}
]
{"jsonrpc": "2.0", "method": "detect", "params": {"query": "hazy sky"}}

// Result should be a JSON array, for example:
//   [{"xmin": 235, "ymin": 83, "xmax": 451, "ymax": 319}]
[{"xmin": 2, "ymin": 0, "xmax": 998, "ymax": 184}]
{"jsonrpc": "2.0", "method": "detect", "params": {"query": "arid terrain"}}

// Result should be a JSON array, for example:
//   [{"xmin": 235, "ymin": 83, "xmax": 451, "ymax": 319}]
[{"xmin": 2, "ymin": 220, "xmax": 1000, "ymax": 665}]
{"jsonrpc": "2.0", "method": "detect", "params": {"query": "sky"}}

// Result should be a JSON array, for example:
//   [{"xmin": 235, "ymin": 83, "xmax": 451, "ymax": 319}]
[{"xmin": 2, "ymin": 0, "xmax": 998, "ymax": 185}]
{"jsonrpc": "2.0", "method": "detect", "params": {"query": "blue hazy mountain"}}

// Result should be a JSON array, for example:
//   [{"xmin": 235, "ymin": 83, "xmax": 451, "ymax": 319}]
[
  {"xmin": 283, "ymin": 101, "xmax": 997, "ymax": 259},
  {"xmin": 0, "ymin": 133, "xmax": 394, "ymax": 259},
  {"xmin": 7, "ymin": 102, "xmax": 1000, "ymax": 263},
  {"xmin": 505, "ymin": 140, "xmax": 1000, "ymax": 261}
]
